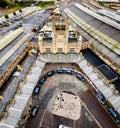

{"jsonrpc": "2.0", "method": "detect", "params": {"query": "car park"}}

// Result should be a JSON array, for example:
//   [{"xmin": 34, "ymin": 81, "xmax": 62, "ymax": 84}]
[
  {"xmin": 108, "ymin": 107, "xmax": 120, "ymax": 124},
  {"xmin": 76, "ymin": 73, "xmax": 84, "ymax": 82},
  {"xmin": 33, "ymin": 85, "xmax": 40, "ymax": 94},
  {"xmin": 65, "ymin": 69, "xmax": 74, "ymax": 75},
  {"xmin": 31, "ymin": 105, "xmax": 39, "ymax": 117},
  {"xmin": 96, "ymin": 93, "xmax": 106, "ymax": 105},
  {"xmin": 39, "ymin": 76, "xmax": 47, "ymax": 84},
  {"xmin": 47, "ymin": 71, "xmax": 55, "ymax": 77}
]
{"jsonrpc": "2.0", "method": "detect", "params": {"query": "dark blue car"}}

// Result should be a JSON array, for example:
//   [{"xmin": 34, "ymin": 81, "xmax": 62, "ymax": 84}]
[
  {"xmin": 57, "ymin": 68, "xmax": 65, "ymax": 74},
  {"xmin": 76, "ymin": 73, "xmax": 84, "ymax": 82},
  {"xmin": 33, "ymin": 85, "xmax": 40, "ymax": 94},
  {"xmin": 47, "ymin": 71, "xmax": 55, "ymax": 77},
  {"xmin": 108, "ymin": 107, "xmax": 120, "ymax": 124},
  {"xmin": 65, "ymin": 69, "xmax": 74, "ymax": 75},
  {"xmin": 96, "ymin": 93, "xmax": 106, "ymax": 105},
  {"xmin": 39, "ymin": 76, "xmax": 47, "ymax": 84}
]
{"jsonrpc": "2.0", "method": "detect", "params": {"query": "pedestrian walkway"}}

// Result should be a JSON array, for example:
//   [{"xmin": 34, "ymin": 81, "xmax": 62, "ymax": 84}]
[{"xmin": 0, "ymin": 54, "xmax": 44, "ymax": 128}]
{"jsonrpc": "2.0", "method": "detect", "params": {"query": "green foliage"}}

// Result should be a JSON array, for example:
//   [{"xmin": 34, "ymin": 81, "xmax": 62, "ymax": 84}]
[
  {"xmin": 4, "ymin": 14, "xmax": 9, "ymax": 19},
  {"xmin": 18, "ymin": 0, "xmax": 25, "ymax": 5},
  {"xmin": 0, "ymin": 0, "xmax": 8, "ymax": 7},
  {"xmin": 13, "ymin": 11, "xmax": 16, "ymax": 15},
  {"xmin": 37, "ymin": 1, "xmax": 54, "ymax": 8},
  {"xmin": 98, "ymin": 2, "xmax": 104, "ymax": 6},
  {"xmin": 18, "ymin": 1, "xmax": 31, "ymax": 7},
  {"xmin": 19, "ymin": 9, "xmax": 22, "ymax": 13},
  {"xmin": 0, "ymin": 0, "xmax": 32, "ymax": 9}
]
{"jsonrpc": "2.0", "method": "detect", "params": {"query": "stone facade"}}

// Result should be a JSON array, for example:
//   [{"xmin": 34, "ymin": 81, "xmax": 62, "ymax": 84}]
[{"xmin": 38, "ymin": 13, "xmax": 83, "ymax": 53}]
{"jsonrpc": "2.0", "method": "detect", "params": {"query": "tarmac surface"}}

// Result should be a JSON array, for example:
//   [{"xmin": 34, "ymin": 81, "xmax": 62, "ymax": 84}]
[{"xmin": 26, "ymin": 63, "xmax": 118, "ymax": 128}]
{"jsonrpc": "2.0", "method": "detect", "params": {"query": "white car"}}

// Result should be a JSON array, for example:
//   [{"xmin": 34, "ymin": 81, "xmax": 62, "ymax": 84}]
[{"xmin": 59, "ymin": 125, "xmax": 71, "ymax": 128}]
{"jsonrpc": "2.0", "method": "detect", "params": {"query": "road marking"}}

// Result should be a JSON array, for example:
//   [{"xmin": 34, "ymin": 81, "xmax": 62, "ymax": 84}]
[
  {"xmin": 103, "ymin": 87, "xmax": 111, "ymax": 93},
  {"xmin": 79, "ymin": 98, "xmax": 103, "ymax": 128},
  {"xmin": 9, "ymin": 107, "xmax": 22, "ymax": 112},
  {"xmin": 112, "ymin": 97, "xmax": 120, "ymax": 104},
  {"xmin": 39, "ymin": 110, "xmax": 46, "ymax": 128},
  {"xmin": 16, "ymin": 95, "xmax": 28, "ymax": 100},
  {"xmin": 1, "ymin": 123, "xmax": 14, "ymax": 128},
  {"xmin": 23, "ymin": 86, "xmax": 34, "ymax": 89}
]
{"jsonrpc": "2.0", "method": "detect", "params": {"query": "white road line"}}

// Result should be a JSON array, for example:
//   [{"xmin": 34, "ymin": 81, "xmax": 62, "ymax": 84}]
[
  {"xmin": 9, "ymin": 107, "xmax": 22, "ymax": 112},
  {"xmin": 39, "ymin": 110, "xmax": 46, "ymax": 128},
  {"xmin": 16, "ymin": 95, "xmax": 28, "ymax": 100},
  {"xmin": 103, "ymin": 87, "xmax": 111, "ymax": 93},
  {"xmin": 80, "ymin": 98, "xmax": 103, "ymax": 128},
  {"xmin": 23, "ymin": 86, "xmax": 34, "ymax": 89},
  {"xmin": 112, "ymin": 97, "xmax": 120, "ymax": 104},
  {"xmin": 1, "ymin": 123, "xmax": 14, "ymax": 128}
]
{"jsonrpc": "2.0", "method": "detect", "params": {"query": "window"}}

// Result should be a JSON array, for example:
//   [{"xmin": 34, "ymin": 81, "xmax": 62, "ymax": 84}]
[
  {"xmin": 69, "ymin": 48, "xmax": 75, "ymax": 52},
  {"xmin": 46, "ymin": 48, "xmax": 51, "ymax": 52},
  {"xmin": 58, "ymin": 48, "xmax": 63, "ymax": 52}
]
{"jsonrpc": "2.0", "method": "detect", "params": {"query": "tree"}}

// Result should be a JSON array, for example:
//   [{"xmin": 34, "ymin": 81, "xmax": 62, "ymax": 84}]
[
  {"xmin": 4, "ymin": 14, "xmax": 9, "ymax": 19},
  {"xmin": 0, "ymin": 0, "xmax": 8, "ymax": 7},
  {"xmin": 19, "ymin": 9, "xmax": 22, "ymax": 13},
  {"xmin": 13, "ymin": 11, "xmax": 16, "ymax": 15}
]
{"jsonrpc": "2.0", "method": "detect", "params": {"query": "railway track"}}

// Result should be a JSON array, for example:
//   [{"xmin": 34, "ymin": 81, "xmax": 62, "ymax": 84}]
[
  {"xmin": 76, "ymin": 0, "xmax": 101, "ymax": 10},
  {"xmin": 0, "ymin": 33, "xmax": 30, "ymax": 67}
]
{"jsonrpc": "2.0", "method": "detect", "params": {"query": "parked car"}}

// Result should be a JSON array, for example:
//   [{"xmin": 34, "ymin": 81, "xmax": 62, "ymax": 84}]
[
  {"xmin": 31, "ymin": 105, "xmax": 39, "ymax": 117},
  {"xmin": 96, "ymin": 93, "xmax": 106, "ymax": 105},
  {"xmin": 76, "ymin": 73, "xmax": 84, "ymax": 82},
  {"xmin": 57, "ymin": 68, "xmax": 65, "ymax": 74},
  {"xmin": 108, "ymin": 107, "xmax": 120, "ymax": 124},
  {"xmin": 47, "ymin": 71, "xmax": 55, "ymax": 77},
  {"xmin": 33, "ymin": 85, "xmax": 40, "ymax": 94},
  {"xmin": 65, "ymin": 69, "xmax": 74, "ymax": 75},
  {"xmin": 59, "ymin": 125, "xmax": 71, "ymax": 128},
  {"xmin": 39, "ymin": 76, "xmax": 47, "ymax": 84}
]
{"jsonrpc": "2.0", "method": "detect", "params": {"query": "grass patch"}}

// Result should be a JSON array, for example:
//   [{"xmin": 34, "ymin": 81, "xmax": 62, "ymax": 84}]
[
  {"xmin": 0, "ymin": 0, "xmax": 32, "ymax": 14},
  {"xmin": 36, "ymin": 1, "xmax": 55, "ymax": 8},
  {"xmin": 0, "ymin": 1, "xmax": 33, "ymax": 13}
]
